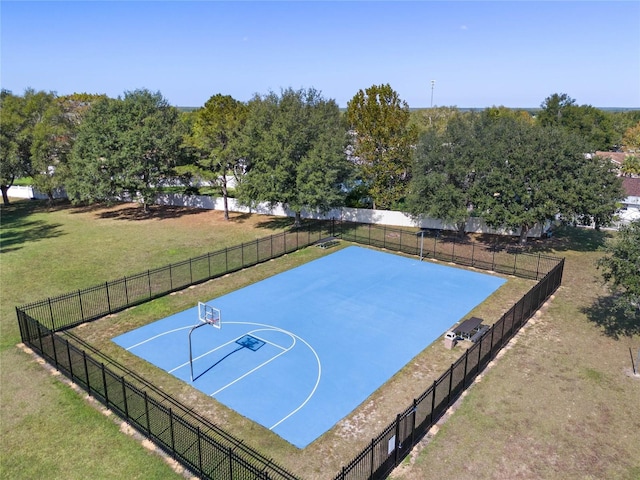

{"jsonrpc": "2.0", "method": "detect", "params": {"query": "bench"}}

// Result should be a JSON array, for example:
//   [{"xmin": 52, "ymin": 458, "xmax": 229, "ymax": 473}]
[
  {"xmin": 469, "ymin": 325, "xmax": 490, "ymax": 343},
  {"xmin": 315, "ymin": 237, "xmax": 340, "ymax": 249}
]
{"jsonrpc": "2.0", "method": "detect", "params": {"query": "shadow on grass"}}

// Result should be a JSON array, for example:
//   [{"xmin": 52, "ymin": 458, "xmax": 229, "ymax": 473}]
[
  {"xmin": 0, "ymin": 201, "xmax": 65, "ymax": 253},
  {"xmin": 255, "ymin": 217, "xmax": 296, "ymax": 230},
  {"xmin": 534, "ymin": 226, "xmax": 611, "ymax": 253},
  {"xmin": 93, "ymin": 204, "xmax": 213, "ymax": 221},
  {"xmin": 582, "ymin": 295, "xmax": 640, "ymax": 339}
]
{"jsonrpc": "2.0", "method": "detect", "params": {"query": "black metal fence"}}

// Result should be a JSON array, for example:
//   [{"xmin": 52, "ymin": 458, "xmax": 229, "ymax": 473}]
[
  {"xmin": 16, "ymin": 219, "xmax": 564, "ymax": 480},
  {"xmin": 18, "ymin": 223, "xmax": 334, "ymax": 333},
  {"xmin": 335, "ymin": 221, "xmax": 560, "ymax": 280}
]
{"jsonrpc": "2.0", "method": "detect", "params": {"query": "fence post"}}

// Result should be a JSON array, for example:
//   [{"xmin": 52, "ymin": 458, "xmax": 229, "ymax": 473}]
[
  {"xmin": 124, "ymin": 276, "xmax": 129, "ymax": 305},
  {"xmin": 197, "ymin": 426, "xmax": 203, "ymax": 476},
  {"xmin": 122, "ymin": 377, "xmax": 129, "ymax": 419},
  {"xmin": 411, "ymin": 399, "xmax": 417, "ymax": 447},
  {"xmin": 394, "ymin": 413, "xmax": 401, "ymax": 466},
  {"xmin": 168, "ymin": 266, "xmax": 172, "ymax": 291},
  {"xmin": 101, "ymin": 363, "xmax": 109, "ymax": 407},
  {"xmin": 462, "ymin": 349, "xmax": 469, "ymax": 388},
  {"xmin": 48, "ymin": 297, "xmax": 54, "ymax": 330},
  {"xmin": 83, "ymin": 351, "xmax": 90, "ymax": 393},
  {"xmin": 189, "ymin": 258, "xmax": 193, "ymax": 284},
  {"xmin": 536, "ymin": 253, "xmax": 541, "ymax": 280},
  {"xmin": 78, "ymin": 290, "xmax": 84, "ymax": 321},
  {"xmin": 370, "ymin": 438, "xmax": 375, "ymax": 476},
  {"xmin": 50, "ymin": 330, "xmax": 59, "ymax": 367},
  {"xmin": 430, "ymin": 380, "xmax": 437, "ymax": 424},
  {"xmin": 66, "ymin": 339, "xmax": 73, "ymax": 378},
  {"xmin": 144, "ymin": 391, "xmax": 151, "ymax": 434},
  {"xmin": 169, "ymin": 408, "xmax": 175, "ymax": 457},
  {"xmin": 447, "ymin": 364, "xmax": 454, "ymax": 405},
  {"xmin": 105, "ymin": 282, "xmax": 112, "ymax": 313}
]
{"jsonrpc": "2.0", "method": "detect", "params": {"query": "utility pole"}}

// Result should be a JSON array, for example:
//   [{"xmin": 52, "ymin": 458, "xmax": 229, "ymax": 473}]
[{"xmin": 430, "ymin": 80, "xmax": 435, "ymax": 108}]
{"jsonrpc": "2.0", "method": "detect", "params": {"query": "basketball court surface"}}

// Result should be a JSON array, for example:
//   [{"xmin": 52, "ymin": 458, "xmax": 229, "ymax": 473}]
[{"xmin": 113, "ymin": 246, "xmax": 505, "ymax": 448}]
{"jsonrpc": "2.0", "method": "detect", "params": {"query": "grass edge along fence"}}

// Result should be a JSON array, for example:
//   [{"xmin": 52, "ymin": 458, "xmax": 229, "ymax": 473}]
[{"xmin": 15, "ymin": 219, "xmax": 564, "ymax": 480}]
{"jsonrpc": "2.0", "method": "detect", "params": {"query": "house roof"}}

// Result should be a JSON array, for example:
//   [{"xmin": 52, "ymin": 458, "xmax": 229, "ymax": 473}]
[
  {"xmin": 595, "ymin": 151, "xmax": 628, "ymax": 165},
  {"xmin": 622, "ymin": 177, "xmax": 640, "ymax": 197}
]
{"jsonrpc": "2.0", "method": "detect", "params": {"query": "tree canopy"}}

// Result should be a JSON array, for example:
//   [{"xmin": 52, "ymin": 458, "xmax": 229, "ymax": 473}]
[
  {"xmin": 183, "ymin": 94, "xmax": 248, "ymax": 220},
  {"xmin": 236, "ymin": 87, "xmax": 349, "ymax": 225},
  {"xmin": 407, "ymin": 114, "xmax": 486, "ymax": 235},
  {"xmin": 597, "ymin": 219, "xmax": 640, "ymax": 319},
  {"xmin": 346, "ymin": 84, "xmax": 417, "ymax": 209},
  {"xmin": 68, "ymin": 89, "xmax": 183, "ymax": 211},
  {"xmin": 538, "ymin": 93, "xmax": 617, "ymax": 151},
  {"xmin": 409, "ymin": 111, "xmax": 625, "ymax": 242}
]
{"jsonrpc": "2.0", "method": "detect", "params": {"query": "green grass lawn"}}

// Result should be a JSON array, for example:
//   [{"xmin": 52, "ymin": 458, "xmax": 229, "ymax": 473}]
[
  {"xmin": 3, "ymin": 199, "xmax": 638, "ymax": 479},
  {"xmin": 390, "ymin": 227, "xmax": 640, "ymax": 480},
  {"xmin": 0, "ymin": 199, "xmax": 294, "ymax": 480}
]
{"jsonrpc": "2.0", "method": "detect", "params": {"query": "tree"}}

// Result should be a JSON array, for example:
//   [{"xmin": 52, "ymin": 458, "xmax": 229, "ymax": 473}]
[
  {"xmin": 537, "ymin": 93, "xmax": 576, "ymax": 126},
  {"xmin": 477, "ymin": 118, "xmax": 623, "ymax": 241},
  {"xmin": 68, "ymin": 89, "xmax": 183, "ymax": 211},
  {"xmin": 622, "ymin": 122, "xmax": 640, "ymax": 153},
  {"xmin": 573, "ymin": 155, "xmax": 625, "ymax": 230},
  {"xmin": 0, "ymin": 90, "xmax": 29, "ymax": 204},
  {"xmin": 597, "ymin": 219, "xmax": 640, "ymax": 319},
  {"xmin": 237, "ymin": 87, "xmax": 349, "ymax": 226},
  {"xmin": 346, "ymin": 84, "xmax": 417, "ymax": 209},
  {"xmin": 538, "ymin": 93, "xmax": 616, "ymax": 151},
  {"xmin": 183, "ymin": 94, "xmax": 248, "ymax": 220},
  {"xmin": 407, "ymin": 114, "xmax": 486, "ymax": 236},
  {"xmin": 408, "ymin": 106, "xmax": 465, "ymax": 135},
  {"xmin": 620, "ymin": 155, "xmax": 640, "ymax": 176}
]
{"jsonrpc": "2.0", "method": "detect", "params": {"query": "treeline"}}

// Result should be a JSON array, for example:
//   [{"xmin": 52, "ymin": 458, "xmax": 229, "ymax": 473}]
[{"xmin": 2, "ymin": 85, "xmax": 639, "ymax": 240}]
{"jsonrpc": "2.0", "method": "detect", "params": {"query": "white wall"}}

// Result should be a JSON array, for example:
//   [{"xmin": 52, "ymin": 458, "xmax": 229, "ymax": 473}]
[
  {"xmin": 154, "ymin": 193, "xmax": 547, "ymax": 238},
  {"xmin": 6, "ymin": 185, "xmax": 66, "ymax": 200}
]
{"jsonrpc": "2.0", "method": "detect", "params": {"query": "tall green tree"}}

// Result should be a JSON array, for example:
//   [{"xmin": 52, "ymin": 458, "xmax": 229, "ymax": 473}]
[
  {"xmin": 346, "ymin": 84, "xmax": 417, "ymax": 209},
  {"xmin": 0, "ymin": 88, "xmax": 65, "ymax": 204},
  {"xmin": 477, "ymin": 118, "xmax": 623, "ymax": 241},
  {"xmin": 597, "ymin": 219, "xmax": 640, "ymax": 319},
  {"xmin": 407, "ymin": 114, "xmax": 486, "ymax": 236},
  {"xmin": 0, "ymin": 90, "xmax": 30, "ymax": 204},
  {"xmin": 183, "ymin": 94, "xmax": 248, "ymax": 220},
  {"xmin": 573, "ymin": 155, "xmax": 625, "ymax": 230},
  {"xmin": 538, "ymin": 93, "xmax": 616, "ymax": 151},
  {"xmin": 68, "ymin": 89, "xmax": 183, "ymax": 211},
  {"xmin": 237, "ymin": 87, "xmax": 349, "ymax": 226}
]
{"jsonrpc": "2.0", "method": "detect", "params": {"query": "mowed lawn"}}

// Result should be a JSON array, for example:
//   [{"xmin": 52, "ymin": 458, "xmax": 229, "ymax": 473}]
[
  {"xmin": 2, "ymin": 199, "xmax": 639, "ymax": 480},
  {"xmin": 391, "ymin": 228, "xmax": 640, "ymax": 480},
  {"xmin": 0, "ymin": 199, "xmax": 294, "ymax": 480}
]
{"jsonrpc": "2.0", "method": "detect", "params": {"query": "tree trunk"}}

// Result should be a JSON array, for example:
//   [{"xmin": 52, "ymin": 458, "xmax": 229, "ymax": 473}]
[
  {"xmin": 221, "ymin": 177, "xmax": 229, "ymax": 221},
  {"xmin": 519, "ymin": 224, "xmax": 530, "ymax": 244},
  {"xmin": 1, "ymin": 186, "xmax": 10, "ymax": 205},
  {"xmin": 294, "ymin": 211, "xmax": 302, "ymax": 228},
  {"xmin": 456, "ymin": 221, "xmax": 466, "ymax": 239}
]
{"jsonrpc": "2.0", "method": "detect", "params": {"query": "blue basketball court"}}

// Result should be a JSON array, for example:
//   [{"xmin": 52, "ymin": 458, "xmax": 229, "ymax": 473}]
[{"xmin": 113, "ymin": 246, "xmax": 505, "ymax": 448}]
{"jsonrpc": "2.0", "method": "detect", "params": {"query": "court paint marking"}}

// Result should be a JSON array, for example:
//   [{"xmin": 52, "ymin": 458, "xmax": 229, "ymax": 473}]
[
  {"xmin": 167, "ymin": 327, "xmax": 292, "ymax": 375},
  {"xmin": 124, "ymin": 326, "xmax": 192, "ymax": 351},
  {"xmin": 217, "ymin": 321, "xmax": 322, "ymax": 431}
]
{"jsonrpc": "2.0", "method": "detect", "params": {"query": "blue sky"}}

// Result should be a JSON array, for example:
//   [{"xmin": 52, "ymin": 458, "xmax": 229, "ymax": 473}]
[{"xmin": 2, "ymin": 1, "xmax": 639, "ymax": 108}]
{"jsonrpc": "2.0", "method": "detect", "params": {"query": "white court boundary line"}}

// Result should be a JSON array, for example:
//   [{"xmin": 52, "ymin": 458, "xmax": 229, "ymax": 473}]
[
  {"xmin": 119, "ymin": 320, "xmax": 322, "ymax": 432},
  {"xmin": 212, "ymin": 321, "xmax": 322, "ymax": 431}
]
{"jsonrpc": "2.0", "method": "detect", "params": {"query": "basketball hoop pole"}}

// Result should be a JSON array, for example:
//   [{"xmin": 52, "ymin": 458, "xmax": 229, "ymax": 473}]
[{"xmin": 188, "ymin": 322, "xmax": 210, "ymax": 381}]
